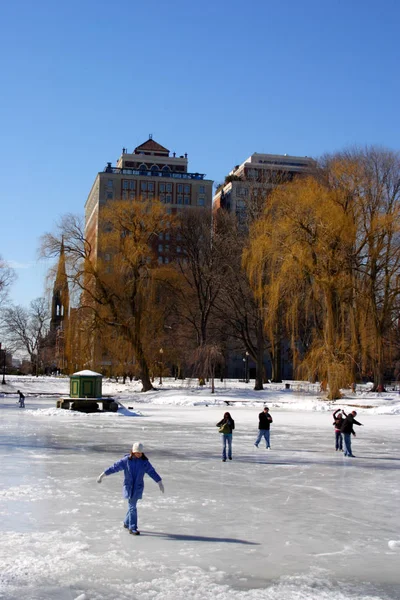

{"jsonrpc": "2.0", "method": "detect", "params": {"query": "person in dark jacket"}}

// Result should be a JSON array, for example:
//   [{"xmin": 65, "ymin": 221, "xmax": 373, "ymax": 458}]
[
  {"xmin": 332, "ymin": 408, "xmax": 347, "ymax": 451},
  {"xmin": 17, "ymin": 390, "xmax": 25, "ymax": 408},
  {"xmin": 97, "ymin": 442, "xmax": 164, "ymax": 535},
  {"xmin": 340, "ymin": 411, "xmax": 363, "ymax": 457},
  {"xmin": 254, "ymin": 406, "xmax": 273, "ymax": 449},
  {"xmin": 216, "ymin": 412, "xmax": 235, "ymax": 462}
]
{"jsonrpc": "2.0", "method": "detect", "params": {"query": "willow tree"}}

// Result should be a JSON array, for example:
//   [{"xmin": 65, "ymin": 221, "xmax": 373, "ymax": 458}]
[
  {"xmin": 40, "ymin": 200, "xmax": 172, "ymax": 392},
  {"xmin": 244, "ymin": 176, "xmax": 357, "ymax": 399},
  {"xmin": 327, "ymin": 148, "xmax": 400, "ymax": 390}
]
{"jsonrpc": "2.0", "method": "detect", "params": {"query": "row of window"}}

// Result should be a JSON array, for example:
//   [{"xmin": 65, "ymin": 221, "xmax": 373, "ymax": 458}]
[
  {"xmin": 158, "ymin": 256, "xmax": 188, "ymax": 265},
  {"xmin": 120, "ymin": 179, "xmax": 206, "ymax": 195},
  {"xmin": 158, "ymin": 244, "xmax": 182, "ymax": 253},
  {"xmin": 118, "ymin": 190, "xmax": 206, "ymax": 206}
]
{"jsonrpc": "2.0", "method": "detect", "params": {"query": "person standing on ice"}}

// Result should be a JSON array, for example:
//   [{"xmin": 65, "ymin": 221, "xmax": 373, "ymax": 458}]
[
  {"xmin": 97, "ymin": 442, "xmax": 164, "ymax": 535},
  {"xmin": 332, "ymin": 408, "xmax": 347, "ymax": 451},
  {"xmin": 340, "ymin": 411, "xmax": 363, "ymax": 457},
  {"xmin": 254, "ymin": 406, "xmax": 273, "ymax": 449},
  {"xmin": 17, "ymin": 390, "xmax": 25, "ymax": 408},
  {"xmin": 216, "ymin": 412, "xmax": 235, "ymax": 461}
]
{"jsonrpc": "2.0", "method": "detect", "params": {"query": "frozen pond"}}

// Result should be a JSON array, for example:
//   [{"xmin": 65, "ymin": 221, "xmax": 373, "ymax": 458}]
[{"xmin": 0, "ymin": 395, "xmax": 399, "ymax": 599}]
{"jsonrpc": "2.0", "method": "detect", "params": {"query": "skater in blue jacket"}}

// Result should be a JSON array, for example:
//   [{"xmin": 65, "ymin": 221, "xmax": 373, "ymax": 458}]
[{"xmin": 97, "ymin": 442, "xmax": 164, "ymax": 535}]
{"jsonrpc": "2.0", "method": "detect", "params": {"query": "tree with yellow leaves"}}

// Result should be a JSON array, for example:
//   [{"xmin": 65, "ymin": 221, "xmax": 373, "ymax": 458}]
[{"xmin": 40, "ymin": 200, "xmax": 173, "ymax": 391}]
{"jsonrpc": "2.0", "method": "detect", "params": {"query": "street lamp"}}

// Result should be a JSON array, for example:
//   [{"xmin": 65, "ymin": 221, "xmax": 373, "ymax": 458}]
[
  {"xmin": 159, "ymin": 348, "xmax": 164, "ymax": 385},
  {"xmin": 245, "ymin": 351, "xmax": 249, "ymax": 383},
  {"xmin": 242, "ymin": 357, "xmax": 246, "ymax": 382},
  {"xmin": 1, "ymin": 344, "xmax": 6, "ymax": 385}
]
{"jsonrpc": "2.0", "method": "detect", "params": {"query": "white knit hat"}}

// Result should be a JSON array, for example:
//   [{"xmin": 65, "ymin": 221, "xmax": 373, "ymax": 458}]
[{"xmin": 132, "ymin": 442, "xmax": 144, "ymax": 453}]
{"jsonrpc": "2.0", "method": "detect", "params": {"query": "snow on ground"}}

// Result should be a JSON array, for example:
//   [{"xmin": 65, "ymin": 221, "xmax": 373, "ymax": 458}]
[{"xmin": 0, "ymin": 376, "xmax": 399, "ymax": 599}]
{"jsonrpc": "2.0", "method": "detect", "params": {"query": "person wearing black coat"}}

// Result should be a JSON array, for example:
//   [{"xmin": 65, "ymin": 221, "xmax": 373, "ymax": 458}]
[
  {"xmin": 254, "ymin": 406, "xmax": 273, "ymax": 449},
  {"xmin": 340, "ymin": 411, "xmax": 363, "ymax": 457}
]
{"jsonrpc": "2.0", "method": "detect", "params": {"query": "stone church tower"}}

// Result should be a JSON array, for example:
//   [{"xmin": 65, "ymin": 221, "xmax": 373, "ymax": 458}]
[{"xmin": 50, "ymin": 239, "xmax": 70, "ymax": 371}]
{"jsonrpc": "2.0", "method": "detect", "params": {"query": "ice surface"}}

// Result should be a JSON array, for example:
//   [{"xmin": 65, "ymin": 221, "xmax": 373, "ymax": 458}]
[{"xmin": 0, "ymin": 377, "xmax": 399, "ymax": 599}]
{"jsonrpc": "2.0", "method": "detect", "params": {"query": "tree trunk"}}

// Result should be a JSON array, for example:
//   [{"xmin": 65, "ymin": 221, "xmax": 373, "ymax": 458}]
[
  {"xmin": 254, "ymin": 319, "xmax": 264, "ymax": 391},
  {"xmin": 271, "ymin": 337, "xmax": 282, "ymax": 383}
]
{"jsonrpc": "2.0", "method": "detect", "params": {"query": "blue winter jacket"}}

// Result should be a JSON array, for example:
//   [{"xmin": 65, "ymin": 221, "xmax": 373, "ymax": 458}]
[{"xmin": 104, "ymin": 455, "xmax": 161, "ymax": 499}]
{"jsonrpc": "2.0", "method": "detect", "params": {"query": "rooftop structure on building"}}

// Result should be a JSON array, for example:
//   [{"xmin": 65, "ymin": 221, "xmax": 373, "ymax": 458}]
[{"xmin": 213, "ymin": 152, "xmax": 316, "ymax": 219}]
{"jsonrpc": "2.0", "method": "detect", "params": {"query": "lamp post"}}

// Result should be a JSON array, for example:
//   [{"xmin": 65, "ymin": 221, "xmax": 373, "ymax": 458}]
[
  {"xmin": 1, "ymin": 344, "xmax": 6, "ymax": 385},
  {"xmin": 159, "ymin": 348, "xmax": 164, "ymax": 385},
  {"xmin": 245, "ymin": 351, "xmax": 249, "ymax": 383},
  {"xmin": 242, "ymin": 357, "xmax": 246, "ymax": 382}
]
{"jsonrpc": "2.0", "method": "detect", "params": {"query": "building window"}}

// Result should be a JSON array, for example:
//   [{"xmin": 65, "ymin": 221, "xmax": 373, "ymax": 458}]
[
  {"xmin": 184, "ymin": 195, "xmax": 190, "ymax": 205},
  {"xmin": 129, "ymin": 191, "xmax": 135, "ymax": 200},
  {"xmin": 130, "ymin": 181, "xmax": 136, "ymax": 190},
  {"xmin": 107, "ymin": 180, "xmax": 113, "ymax": 188},
  {"xmin": 158, "ymin": 256, "xmax": 163, "ymax": 264},
  {"xmin": 148, "ymin": 192, "xmax": 154, "ymax": 201},
  {"xmin": 148, "ymin": 182, "xmax": 154, "ymax": 192},
  {"xmin": 158, "ymin": 244, "xmax": 163, "ymax": 253},
  {"xmin": 141, "ymin": 181, "xmax": 147, "ymax": 191},
  {"xmin": 162, "ymin": 165, "xmax": 171, "ymax": 172},
  {"xmin": 159, "ymin": 183, "xmax": 165, "ymax": 193},
  {"xmin": 165, "ymin": 232, "xmax": 170, "ymax": 241},
  {"xmin": 159, "ymin": 232, "xmax": 164, "ymax": 240},
  {"xmin": 176, "ymin": 246, "xmax": 181, "ymax": 253},
  {"xmin": 199, "ymin": 185, "xmax": 205, "ymax": 194},
  {"xmin": 122, "ymin": 190, "xmax": 128, "ymax": 199},
  {"xmin": 165, "ymin": 245, "xmax": 169, "ymax": 253},
  {"xmin": 139, "ymin": 163, "xmax": 147, "ymax": 172},
  {"xmin": 166, "ymin": 194, "xmax": 172, "ymax": 203},
  {"xmin": 123, "ymin": 180, "xmax": 129, "ymax": 189},
  {"xmin": 184, "ymin": 184, "xmax": 190, "ymax": 194},
  {"xmin": 177, "ymin": 184, "xmax": 183, "ymax": 193},
  {"xmin": 164, "ymin": 257, "xmax": 169, "ymax": 264},
  {"xmin": 166, "ymin": 183, "xmax": 172, "ymax": 193},
  {"xmin": 236, "ymin": 186, "xmax": 248, "ymax": 197},
  {"xmin": 198, "ymin": 197, "xmax": 205, "ymax": 206},
  {"xmin": 106, "ymin": 191, "xmax": 113, "ymax": 199},
  {"xmin": 177, "ymin": 194, "xmax": 183, "ymax": 204},
  {"xmin": 160, "ymin": 194, "xmax": 165, "ymax": 203}
]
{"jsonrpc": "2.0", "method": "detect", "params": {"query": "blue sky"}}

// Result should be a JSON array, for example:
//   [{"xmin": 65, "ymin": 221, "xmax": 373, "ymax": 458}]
[{"xmin": 1, "ymin": 0, "xmax": 400, "ymax": 308}]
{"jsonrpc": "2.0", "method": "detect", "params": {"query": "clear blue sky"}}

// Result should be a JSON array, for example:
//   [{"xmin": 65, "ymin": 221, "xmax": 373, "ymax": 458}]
[{"xmin": 1, "ymin": 0, "xmax": 400, "ymax": 308}]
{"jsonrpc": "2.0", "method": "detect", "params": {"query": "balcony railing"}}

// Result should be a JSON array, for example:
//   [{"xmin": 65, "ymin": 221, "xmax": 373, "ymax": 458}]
[{"xmin": 103, "ymin": 166, "xmax": 206, "ymax": 180}]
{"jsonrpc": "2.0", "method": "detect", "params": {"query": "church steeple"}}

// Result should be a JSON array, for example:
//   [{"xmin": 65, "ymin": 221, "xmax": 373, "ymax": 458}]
[{"xmin": 50, "ymin": 238, "xmax": 69, "ymax": 332}]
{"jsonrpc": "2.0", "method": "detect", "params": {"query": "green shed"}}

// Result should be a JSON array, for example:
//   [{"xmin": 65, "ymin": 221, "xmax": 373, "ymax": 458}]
[{"xmin": 69, "ymin": 370, "xmax": 103, "ymax": 399}]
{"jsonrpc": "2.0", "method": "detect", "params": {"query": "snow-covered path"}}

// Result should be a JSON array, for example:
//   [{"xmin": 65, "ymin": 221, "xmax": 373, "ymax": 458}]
[{"xmin": 0, "ymin": 393, "xmax": 399, "ymax": 600}]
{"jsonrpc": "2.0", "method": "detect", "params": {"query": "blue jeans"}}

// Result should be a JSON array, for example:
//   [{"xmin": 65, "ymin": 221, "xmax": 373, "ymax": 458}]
[
  {"xmin": 222, "ymin": 434, "xmax": 232, "ymax": 460},
  {"xmin": 343, "ymin": 433, "xmax": 353, "ymax": 456},
  {"xmin": 124, "ymin": 493, "xmax": 141, "ymax": 531},
  {"xmin": 335, "ymin": 430, "xmax": 343, "ymax": 450},
  {"xmin": 255, "ymin": 429, "xmax": 271, "ymax": 448}
]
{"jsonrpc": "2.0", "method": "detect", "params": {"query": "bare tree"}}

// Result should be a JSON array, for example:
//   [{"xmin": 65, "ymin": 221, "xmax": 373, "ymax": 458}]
[
  {"xmin": 2, "ymin": 297, "xmax": 50, "ymax": 373},
  {"xmin": 0, "ymin": 255, "xmax": 16, "ymax": 308}
]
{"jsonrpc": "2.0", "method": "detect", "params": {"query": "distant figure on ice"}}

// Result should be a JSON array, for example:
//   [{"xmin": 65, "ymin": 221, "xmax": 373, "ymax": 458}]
[
  {"xmin": 340, "ymin": 411, "xmax": 363, "ymax": 457},
  {"xmin": 332, "ymin": 408, "xmax": 347, "ymax": 451},
  {"xmin": 254, "ymin": 406, "xmax": 273, "ymax": 449},
  {"xmin": 216, "ymin": 412, "xmax": 235, "ymax": 462},
  {"xmin": 97, "ymin": 442, "xmax": 164, "ymax": 535},
  {"xmin": 17, "ymin": 390, "xmax": 25, "ymax": 408}
]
